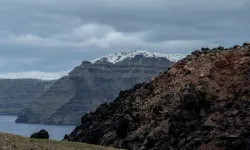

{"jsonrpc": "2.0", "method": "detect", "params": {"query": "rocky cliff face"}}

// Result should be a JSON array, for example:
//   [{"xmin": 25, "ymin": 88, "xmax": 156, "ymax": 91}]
[
  {"xmin": 67, "ymin": 43, "xmax": 250, "ymax": 150},
  {"xmin": 16, "ymin": 50, "xmax": 181, "ymax": 125},
  {"xmin": 0, "ymin": 79, "xmax": 55, "ymax": 115}
]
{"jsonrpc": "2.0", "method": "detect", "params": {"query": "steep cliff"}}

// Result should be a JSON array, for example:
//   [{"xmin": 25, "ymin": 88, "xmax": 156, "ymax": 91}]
[
  {"xmin": 0, "ymin": 79, "xmax": 55, "ymax": 115},
  {"xmin": 16, "ymin": 50, "xmax": 183, "ymax": 125},
  {"xmin": 67, "ymin": 43, "xmax": 250, "ymax": 150}
]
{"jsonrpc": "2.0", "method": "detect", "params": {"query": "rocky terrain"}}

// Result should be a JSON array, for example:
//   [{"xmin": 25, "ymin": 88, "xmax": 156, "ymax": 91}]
[
  {"xmin": 67, "ymin": 43, "xmax": 250, "ymax": 150},
  {"xmin": 16, "ymin": 50, "xmax": 183, "ymax": 125},
  {"xmin": 0, "ymin": 79, "xmax": 55, "ymax": 115}
]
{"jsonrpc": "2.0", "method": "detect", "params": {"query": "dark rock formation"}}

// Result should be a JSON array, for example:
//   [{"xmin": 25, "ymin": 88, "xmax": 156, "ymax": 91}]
[
  {"xmin": 67, "ymin": 43, "xmax": 250, "ymax": 150},
  {"xmin": 30, "ymin": 129, "xmax": 49, "ymax": 139},
  {"xmin": 16, "ymin": 51, "xmax": 178, "ymax": 125},
  {"xmin": 0, "ymin": 79, "xmax": 55, "ymax": 115},
  {"xmin": 243, "ymin": 42, "xmax": 250, "ymax": 46}
]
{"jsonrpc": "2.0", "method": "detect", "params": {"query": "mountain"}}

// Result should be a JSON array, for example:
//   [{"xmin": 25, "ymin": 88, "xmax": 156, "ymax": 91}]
[
  {"xmin": 91, "ymin": 50, "xmax": 184, "ymax": 64},
  {"xmin": 16, "ymin": 50, "xmax": 185, "ymax": 125},
  {"xmin": 0, "ymin": 79, "xmax": 55, "ymax": 115},
  {"xmin": 66, "ymin": 43, "xmax": 250, "ymax": 150}
]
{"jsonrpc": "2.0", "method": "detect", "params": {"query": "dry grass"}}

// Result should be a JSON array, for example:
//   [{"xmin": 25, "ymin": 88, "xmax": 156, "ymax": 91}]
[{"xmin": 0, "ymin": 133, "xmax": 119, "ymax": 150}]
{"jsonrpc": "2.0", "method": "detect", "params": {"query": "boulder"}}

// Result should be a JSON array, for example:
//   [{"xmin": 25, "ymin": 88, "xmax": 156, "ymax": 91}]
[
  {"xmin": 243, "ymin": 42, "xmax": 250, "ymax": 46},
  {"xmin": 114, "ymin": 115, "xmax": 129, "ymax": 138},
  {"xmin": 234, "ymin": 45, "xmax": 240, "ymax": 49},
  {"xmin": 63, "ymin": 134, "xmax": 69, "ymax": 140},
  {"xmin": 217, "ymin": 46, "xmax": 225, "ymax": 50},
  {"xmin": 30, "ymin": 129, "xmax": 49, "ymax": 139},
  {"xmin": 181, "ymin": 84, "xmax": 208, "ymax": 110}
]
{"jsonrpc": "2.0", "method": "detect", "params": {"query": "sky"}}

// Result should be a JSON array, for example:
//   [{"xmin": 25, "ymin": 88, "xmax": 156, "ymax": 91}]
[{"xmin": 0, "ymin": 0, "xmax": 249, "ymax": 79}]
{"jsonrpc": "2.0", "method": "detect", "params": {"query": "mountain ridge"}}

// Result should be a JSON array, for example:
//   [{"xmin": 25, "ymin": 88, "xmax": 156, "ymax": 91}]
[
  {"xmin": 91, "ymin": 50, "xmax": 186, "ymax": 64},
  {"xmin": 16, "ymin": 50, "xmax": 178, "ymax": 125}
]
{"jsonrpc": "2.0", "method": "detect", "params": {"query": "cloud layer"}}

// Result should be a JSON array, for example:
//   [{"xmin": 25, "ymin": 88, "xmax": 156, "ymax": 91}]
[
  {"xmin": 0, "ymin": 0, "xmax": 249, "ymax": 79},
  {"xmin": 0, "ymin": 71, "xmax": 68, "ymax": 80}
]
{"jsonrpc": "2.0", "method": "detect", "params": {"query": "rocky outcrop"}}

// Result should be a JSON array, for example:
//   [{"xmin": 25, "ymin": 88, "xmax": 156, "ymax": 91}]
[
  {"xmin": 67, "ymin": 43, "xmax": 250, "ymax": 150},
  {"xmin": 30, "ymin": 129, "xmax": 49, "ymax": 139},
  {"xmin": 0, "ymin": 79, "xmax": 55, "ymax": 115},
  {"xmin": 16, "ymin": 51, "xmax": 176, "ymax": 125}
]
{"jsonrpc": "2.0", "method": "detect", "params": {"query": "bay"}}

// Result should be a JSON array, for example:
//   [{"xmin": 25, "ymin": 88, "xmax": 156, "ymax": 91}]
[{"xmin": 0, "ymin": 115, "xmax": 75, "ymax": 140}]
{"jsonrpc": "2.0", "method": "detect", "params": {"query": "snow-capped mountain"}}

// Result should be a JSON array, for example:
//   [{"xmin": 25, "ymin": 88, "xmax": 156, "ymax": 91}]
[
  {"xmin": 17, "ymin": 50, "xmax": 177, "ymax": 125},
  {"xmin": 91, "ymin": 50, "xmax": 187, "ymax": 64}
]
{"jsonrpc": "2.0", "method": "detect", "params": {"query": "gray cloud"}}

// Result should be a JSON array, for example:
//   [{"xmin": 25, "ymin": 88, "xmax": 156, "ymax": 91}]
[{"xmin": 0, "ymin": 0, "xmax": 249, "ymax": 79}]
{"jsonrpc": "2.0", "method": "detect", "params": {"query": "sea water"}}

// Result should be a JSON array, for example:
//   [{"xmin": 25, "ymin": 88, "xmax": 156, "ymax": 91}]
[{"xmin": 0, "ymin": 115, "xmax": 75, "ymax": 140}]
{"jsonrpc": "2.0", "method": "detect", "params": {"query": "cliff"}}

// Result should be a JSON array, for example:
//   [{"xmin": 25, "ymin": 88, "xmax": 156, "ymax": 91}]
[
  {"xmin": 16, "ymin": 50, "xmax": 181, "ymax": 125},
  {"xmin": 0, "ymin": 79, "xmax": 55, "ymax": 115},
  {"xmin": 67, "ymin": 43, "xmax": 250, "ymax": 150}
]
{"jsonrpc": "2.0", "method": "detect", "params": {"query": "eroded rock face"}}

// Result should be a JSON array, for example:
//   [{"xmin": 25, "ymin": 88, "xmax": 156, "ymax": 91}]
[
  {"xmin": 16, "ymin": 56, "xmax": 173, "ymax": 125},
  {"xmin": 67, "ymin": 43, "xmax": 250, "ymax": 150},
  {"xmin": 0, "ymin": 79, "xmax": 55, "ymax": 115}
]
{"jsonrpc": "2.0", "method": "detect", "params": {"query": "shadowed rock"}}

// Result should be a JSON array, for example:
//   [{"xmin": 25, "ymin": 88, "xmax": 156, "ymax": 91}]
[{"xmin": 30, "ymin": 129, "xmax": 49, "ymax": 139}]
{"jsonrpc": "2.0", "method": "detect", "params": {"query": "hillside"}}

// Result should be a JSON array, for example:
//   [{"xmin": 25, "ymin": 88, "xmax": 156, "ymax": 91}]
[
  {"xmin": 67, "ymin": 43, "xmax": 250, "ymax": 150},
  {"xmin": 0, "ymin": 132, "xmax": 117, "ymax": 150},
  {"xmin": 0, "ymin": 79, "xmax": 55, "ymax": 115},
  {"xmin": 16, "ymin": 50, "xmax": 184, "ymax": 125}
]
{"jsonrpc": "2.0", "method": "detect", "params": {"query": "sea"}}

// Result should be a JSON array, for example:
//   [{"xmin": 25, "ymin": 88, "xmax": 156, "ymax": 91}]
[{"xmin": 0, "ymin": 115, "xmax": 75, "ymax": 140}]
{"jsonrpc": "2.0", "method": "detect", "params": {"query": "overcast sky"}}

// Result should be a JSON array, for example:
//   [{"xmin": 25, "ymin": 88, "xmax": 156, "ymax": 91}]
[{"xmin": 0, "ymin": 0, "xmax": 249, "ymax": 79}]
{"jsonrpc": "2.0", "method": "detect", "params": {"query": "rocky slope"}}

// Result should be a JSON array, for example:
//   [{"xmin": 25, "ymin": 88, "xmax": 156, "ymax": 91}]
[
  {"xmin": 67, "ymin": 43, "xmax": 250, "ymax": 150},
  {"xmin": 16, "ymin": 50, "xmax": 184, "ymax": 125},
  {"xmin": 0, "ymin": 79, "xmax": 55, "ymax": 115}
]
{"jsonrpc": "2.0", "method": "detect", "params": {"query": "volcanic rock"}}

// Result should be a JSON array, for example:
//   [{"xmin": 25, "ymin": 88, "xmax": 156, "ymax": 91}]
[
  {"xmin": 30, "ymin": 129, "xmax": 49, "ymax": 139},
  {"xmin": 67, "ymin": 44, "xmax": 250, "ymax": 150}
]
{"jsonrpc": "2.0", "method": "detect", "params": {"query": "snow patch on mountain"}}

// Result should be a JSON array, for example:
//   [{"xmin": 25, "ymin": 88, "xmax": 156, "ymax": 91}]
[{"xmin": 91, "ymin": 50, "xmax": 187, "ymax": 64}]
